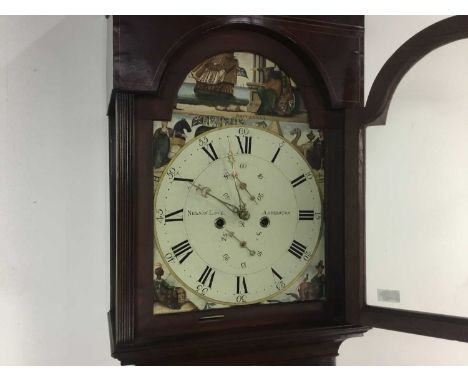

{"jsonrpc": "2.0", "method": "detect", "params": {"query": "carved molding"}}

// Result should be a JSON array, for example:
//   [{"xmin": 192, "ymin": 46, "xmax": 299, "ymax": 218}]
[{"xmin": 114, "ymin": 92, "xmax": 136, "ymax": 344}]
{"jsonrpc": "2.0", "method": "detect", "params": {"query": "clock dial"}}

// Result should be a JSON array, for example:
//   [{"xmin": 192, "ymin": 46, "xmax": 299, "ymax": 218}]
[{"xmin": 154, "ymin": 126, "xmax": 322, "ymax": 305}]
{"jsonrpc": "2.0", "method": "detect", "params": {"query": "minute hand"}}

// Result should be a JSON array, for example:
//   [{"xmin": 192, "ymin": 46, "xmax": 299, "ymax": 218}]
[
  {"xmin": 228, "ymin": 152, "xmax": 247, "ymax": 211},
  {"xmin": 192, "ymin": 183, "xmax": 239, "ymax": 214}
]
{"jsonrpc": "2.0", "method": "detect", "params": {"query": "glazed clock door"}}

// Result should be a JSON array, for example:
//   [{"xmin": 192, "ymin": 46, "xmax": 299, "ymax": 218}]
[{"xmin": 346, "ymin": 16, "xmax": 468, "ymax": 342}]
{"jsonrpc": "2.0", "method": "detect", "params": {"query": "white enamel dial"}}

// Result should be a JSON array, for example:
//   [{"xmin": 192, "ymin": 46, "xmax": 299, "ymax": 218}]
[{"xmin": 154, "ymin": 126, "xmax": 322, "ymax": 305}]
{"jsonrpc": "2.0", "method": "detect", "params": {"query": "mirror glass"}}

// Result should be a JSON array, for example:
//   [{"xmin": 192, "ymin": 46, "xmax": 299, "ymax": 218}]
[{"xmin": 366, "ymin": 39, "xmax": 468, "ymax": 317}]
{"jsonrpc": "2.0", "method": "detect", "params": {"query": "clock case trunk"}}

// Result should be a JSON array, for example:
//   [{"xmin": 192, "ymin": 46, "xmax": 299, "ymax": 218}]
[{"xmin": 106, "ymin": 15, "xmax": 370, "ymax": 366}]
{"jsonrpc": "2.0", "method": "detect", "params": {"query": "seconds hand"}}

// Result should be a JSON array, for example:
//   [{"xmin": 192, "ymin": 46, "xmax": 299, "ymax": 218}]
[{"xmin": 225, "ymin": 229, "xmax": 256, "ymax": 256}]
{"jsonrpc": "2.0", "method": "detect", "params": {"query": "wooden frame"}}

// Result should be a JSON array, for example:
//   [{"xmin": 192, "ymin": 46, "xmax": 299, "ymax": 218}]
[
  {"xmin": 345, "ymin": 15, "xmax": 468, "ymax": 342},
  {"xmin": 108, "ymin": 15, "xmax": 370, "ymax": 365}
]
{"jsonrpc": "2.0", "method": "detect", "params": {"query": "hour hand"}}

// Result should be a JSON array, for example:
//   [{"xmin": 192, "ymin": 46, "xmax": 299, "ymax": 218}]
[
  {"xmin": 233, "ymin": 173, "xmax": 257, "ymax": 204},
  {"xmin": 192, "ymin": 183, "xmax": 239, "ymax": 214},
  {"xmin": 227, "ymin": 151, "xmax": 246, "ymax": 206},
  {"xmin": 227, "ymin": 144, "xmax": 253, "ymax": 218},
  {"xmin": 227, "ymin": 144, "xmax": 257, "ymax": 206}
]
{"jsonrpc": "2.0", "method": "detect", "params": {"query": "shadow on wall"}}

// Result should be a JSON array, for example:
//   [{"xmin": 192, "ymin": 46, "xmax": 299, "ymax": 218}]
[{"xmin": 0, "ymin": 16, "xmax": 118, "ymax": 365}]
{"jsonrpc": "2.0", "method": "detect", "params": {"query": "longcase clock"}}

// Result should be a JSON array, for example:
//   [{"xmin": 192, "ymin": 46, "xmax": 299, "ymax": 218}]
[{"xmin": 107, "ymin": 15, "xmax": 468, "ymax": 365}]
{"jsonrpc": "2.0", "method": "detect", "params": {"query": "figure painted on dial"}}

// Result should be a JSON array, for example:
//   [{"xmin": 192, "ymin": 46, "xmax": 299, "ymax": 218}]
[
  {"xmin": 288, "ymin": 260, "xmax": 325, "ymax": 301},
  {"xmin": 153, "ymin": 263, "xmax": 192, "ymax": 311}
]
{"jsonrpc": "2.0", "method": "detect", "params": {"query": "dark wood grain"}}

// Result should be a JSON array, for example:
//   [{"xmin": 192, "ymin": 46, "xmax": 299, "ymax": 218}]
[
  {"xmin": 112, "ymin": 324, "xmax": 368, "ymax": 366},
  {"xmin": 344, "ymin": 108, "xmax": 366, "ymax": 324},
  {"xmin": 361, "ymin": 307, "xmax": 468, "ymax": 343},
  {"xmin": 108, "ymin": 101, "xmax": 116, "ymax": 316},
  {"xmin": 113, "ymin": 92, "xmax": 136, "ymax": 344},
  {"xmin": 112, "ymin": 16, "xmax": 363, "ymax": 108},
  {"xmin": 323, "ymin": 121, "xmax": 346, "ymax": 322}
]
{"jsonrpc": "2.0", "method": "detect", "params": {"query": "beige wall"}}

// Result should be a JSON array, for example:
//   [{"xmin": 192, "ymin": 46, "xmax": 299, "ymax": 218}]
[{"xmin": 0, "ymin": 16, "xmax": 118, "ymax": 365}]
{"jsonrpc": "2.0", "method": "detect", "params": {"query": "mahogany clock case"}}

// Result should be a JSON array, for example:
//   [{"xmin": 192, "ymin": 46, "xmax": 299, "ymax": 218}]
[
  {"xmin": 107, "ymin": 15, "xmax": 368, "ymax": 365},
  {"xmin": 109, "ymin": 14, "xmax": 468, "ymax": 365}
]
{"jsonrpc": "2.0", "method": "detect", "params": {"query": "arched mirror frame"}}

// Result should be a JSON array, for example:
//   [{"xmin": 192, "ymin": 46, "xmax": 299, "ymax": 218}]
[
  {"xmin": 109, "ymin": 16, "xmax": 369, "ymax": 365},
  {"xmin": 345, "ymin": 15, "xmax": 468, "ymax": 342}
]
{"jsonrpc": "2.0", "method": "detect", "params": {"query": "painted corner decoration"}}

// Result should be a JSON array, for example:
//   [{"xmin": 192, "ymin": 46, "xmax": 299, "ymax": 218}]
[{"xmin": 152, "ymin": 52, "xmax": 325, "ymax": 315}]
